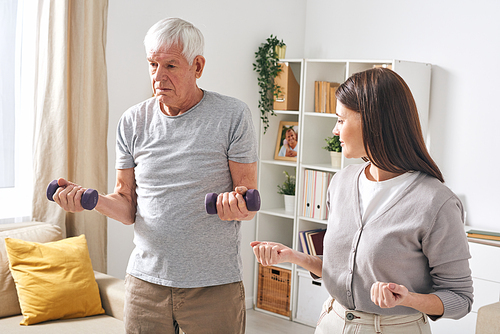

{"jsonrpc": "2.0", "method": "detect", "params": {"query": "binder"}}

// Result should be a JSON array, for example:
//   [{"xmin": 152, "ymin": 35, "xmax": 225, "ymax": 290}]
[
  {"xmin": 274, "ymin": 62, "xmax": 300, "ymax": 111},
  {"xmin": 313, "ymin": 171, "xmax": 332, "ymax": 220},
  {"xmin": 302, "ymin": 169, "xmax": 314, "ymax": 218}
]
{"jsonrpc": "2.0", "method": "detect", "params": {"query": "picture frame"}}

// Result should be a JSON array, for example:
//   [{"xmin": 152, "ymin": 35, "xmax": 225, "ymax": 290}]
[{"xmin": 274, "ymin": 121, "xmax": 299, "ymax": 161}]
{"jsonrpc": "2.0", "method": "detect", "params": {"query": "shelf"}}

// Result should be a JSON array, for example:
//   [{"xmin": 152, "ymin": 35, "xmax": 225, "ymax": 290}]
[
  {"xmin": 254, "ymin": 58, "xmax": 432, "ymax": 323},
  {"xmin": 270, "ymin": 262, "xmax": 293, "ymax": 271},
  {"xmin": 273, "ymin": 110, "xmax": 299, "ymax": 115},
  {"xmin": 300, "ymin": 163, "xmax": 341, "ymax": 173},
  {"xmin": 299, "ymin": 216, "xmax": 328, "ymax": 225},
  {"xmin": 279, "ymin": 58, "xmax": 303, "ymax": 62},
  {"xmin": 261, "ymin": 159, "xmax": 297, "ymax": 167},
  {"xmin": 303, "ymin": 111, "xmax": 337, "ymax": 118},
  {"xmin": 260, "ymin": 208, "xmax": 295, "ymax": 219}
]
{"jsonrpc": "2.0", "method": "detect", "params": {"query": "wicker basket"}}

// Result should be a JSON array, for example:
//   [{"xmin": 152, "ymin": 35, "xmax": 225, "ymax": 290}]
[{"xmin": 256, "ymin": 264, "xmax": 291, "ymax": 317}]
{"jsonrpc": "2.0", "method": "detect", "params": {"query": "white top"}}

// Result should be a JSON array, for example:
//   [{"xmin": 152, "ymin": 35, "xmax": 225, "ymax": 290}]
[{"xmin": 358, "ymin": 167, "xmax": 420, "ymax": 224}]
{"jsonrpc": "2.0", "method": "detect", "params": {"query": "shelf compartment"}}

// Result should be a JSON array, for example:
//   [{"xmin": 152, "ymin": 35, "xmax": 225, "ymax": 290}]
[
  {"xmin": 256, "ymin": 214, "xmax": 294, "ymax": 249},
  {"xmin": 258, "ymin": 163, "xmax": 297, "ymax": 211},
  {"xmin": 260, "ymin": 113, "xmax": 300, "ymax": 161}
]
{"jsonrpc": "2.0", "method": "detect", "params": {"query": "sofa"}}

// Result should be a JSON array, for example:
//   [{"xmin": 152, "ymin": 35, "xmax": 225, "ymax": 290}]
[
  {"xmin": 0, "ymin": 222, "xmax": 125, "ymax": 333},
  {"xmin": 476, "ymin": 301, "xmax": 500, "ymax": 334}
]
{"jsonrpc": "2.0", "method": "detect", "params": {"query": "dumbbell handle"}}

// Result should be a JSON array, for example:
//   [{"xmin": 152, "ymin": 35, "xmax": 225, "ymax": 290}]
[
  {"xmin": 46, "ymin": 180, "xmax": 99, "ymax": 210},
  {"xmin": 205, "ymin": 189, "xmax": 261, "ymax": 215}
]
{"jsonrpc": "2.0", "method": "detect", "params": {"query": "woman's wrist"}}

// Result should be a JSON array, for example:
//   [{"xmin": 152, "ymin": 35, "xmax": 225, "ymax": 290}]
[{"xmin": 294, "ymin": 251, "xmax": 322, "ymax": 277}]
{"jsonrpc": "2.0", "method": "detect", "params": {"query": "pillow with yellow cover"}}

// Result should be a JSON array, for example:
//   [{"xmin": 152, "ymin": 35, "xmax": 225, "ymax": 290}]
[
  {"xmin": 0, "ymin": 222, "xmax": 62, "ymax": 318},
  {"xmin": 5, "ymin": 234, "xmax": 104, "ymax": 325}
]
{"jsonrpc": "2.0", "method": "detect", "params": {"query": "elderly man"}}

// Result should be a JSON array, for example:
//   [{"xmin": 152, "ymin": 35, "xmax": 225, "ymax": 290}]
[{"xmin": 53, "ymin": 18, "xmax": 258, "ymax": 333}]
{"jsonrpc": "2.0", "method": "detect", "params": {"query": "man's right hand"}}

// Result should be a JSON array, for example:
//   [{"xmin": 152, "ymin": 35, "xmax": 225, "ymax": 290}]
[{"xmin": 52, "ymin": 178, "xmax": 87, "ymax": 213}]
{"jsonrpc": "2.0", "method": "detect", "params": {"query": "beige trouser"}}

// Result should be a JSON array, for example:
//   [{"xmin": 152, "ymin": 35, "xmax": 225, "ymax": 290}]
[
  {"xmin": 315, "ymin": 297, "xmax": 432, "ymax": 334},
  {"xmin": 124, "ymin": 274, "xmax": 246, "ymax": 334}
]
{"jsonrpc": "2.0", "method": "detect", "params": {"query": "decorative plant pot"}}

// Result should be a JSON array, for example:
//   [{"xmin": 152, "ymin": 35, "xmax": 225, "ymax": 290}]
[
  {"xmin": 330, "ymin": 151, "xmax": 342, "ymax": 168},
  {"xmin": 275, "ymin": 45, "xmax": 287, "ymax": 59},
  {"xmin": 284, "ymin": 195, "xmax": 295, "ymax": 213}
]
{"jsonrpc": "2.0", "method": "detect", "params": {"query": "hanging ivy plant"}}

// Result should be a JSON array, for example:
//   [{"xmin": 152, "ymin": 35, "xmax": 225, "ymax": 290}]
[{"xmin": 253, "ymin": 35, "xmax": 285, "ymax": 134}]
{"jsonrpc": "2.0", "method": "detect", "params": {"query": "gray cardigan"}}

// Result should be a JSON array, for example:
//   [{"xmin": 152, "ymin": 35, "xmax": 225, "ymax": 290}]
[{"xmin": 322, "ymin": 163, "xmax": 473, "ymax": 320}]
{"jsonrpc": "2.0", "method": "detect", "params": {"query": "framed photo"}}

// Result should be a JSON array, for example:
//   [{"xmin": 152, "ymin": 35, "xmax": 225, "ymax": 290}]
[{"xmin": 274, "ymin": 121, "xmax": 299, "ymax": 161}]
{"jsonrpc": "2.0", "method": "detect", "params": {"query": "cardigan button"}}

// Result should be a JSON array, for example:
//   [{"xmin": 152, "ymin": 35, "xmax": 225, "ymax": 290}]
[{"xmin": 346, "ymin": 313, "xmax": 355, "ymax": 321}]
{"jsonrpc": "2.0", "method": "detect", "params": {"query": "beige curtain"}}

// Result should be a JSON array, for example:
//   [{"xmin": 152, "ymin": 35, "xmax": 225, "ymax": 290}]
[{"xmin": 31, "ymin": 0, "xmax": 109, "ymax": 272}]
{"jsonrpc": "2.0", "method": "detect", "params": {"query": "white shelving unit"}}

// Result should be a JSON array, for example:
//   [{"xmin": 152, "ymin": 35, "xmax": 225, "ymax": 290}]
[{"xmin": 253, "ymin": 59, "xmax": 432, "ymax": 326}]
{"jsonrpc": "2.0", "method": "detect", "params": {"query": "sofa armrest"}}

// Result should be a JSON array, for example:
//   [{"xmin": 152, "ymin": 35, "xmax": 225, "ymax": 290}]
[
  {"xmin": 476, "ymin": 301, "xmax": 500, "ymax": 334},
  {"xmin": 94, "ymin": 271, "xmax": 125, "ymax": 321}
]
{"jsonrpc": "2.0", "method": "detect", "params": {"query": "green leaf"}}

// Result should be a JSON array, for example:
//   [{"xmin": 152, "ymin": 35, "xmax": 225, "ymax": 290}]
[{"xmin": 253, "ymin": 34, "xmax": 286, "ymax": 134}]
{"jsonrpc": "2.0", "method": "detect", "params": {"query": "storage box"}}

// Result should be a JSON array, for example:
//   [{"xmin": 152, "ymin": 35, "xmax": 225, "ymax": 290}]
[
  {"xmin": 295, "ymin": 271, "xmax": 331, "ymax": 326},
  {"xmin": 273, "ymin": 62, "xmax": 300, "ymax": 111},
  {"xmin": 256, "ymin": 264, "xmax": 291, "ymax": 317}
]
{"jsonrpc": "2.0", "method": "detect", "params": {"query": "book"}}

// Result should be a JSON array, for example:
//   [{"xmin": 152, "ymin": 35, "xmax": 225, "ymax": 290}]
[
  {"xmin": 467, "ymin": 229, "xmax": 500, "ymax": 241},
  {"xmin": 314, "ymin": 81, "xmax": 340, "ymax": 113},
  {"xmin": 308, "ymin": 229, "xmax": 326, "ymax": 256},
  {"xmin": 299, "ymin": 228, "xmax": 322, "ymax": 254},
  {"xmin": 299, "ymin": 230, "xmax": 310, "ymax": 255},
  {"xmin": 299, "ymin": 229, "xmax": 326, "ymax": 255}
]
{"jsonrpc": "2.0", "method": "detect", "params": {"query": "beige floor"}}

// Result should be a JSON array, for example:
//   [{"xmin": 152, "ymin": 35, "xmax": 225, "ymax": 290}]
[{"xmin": 246, "ymin": 309, "xmax": 315, "ymax": 334}]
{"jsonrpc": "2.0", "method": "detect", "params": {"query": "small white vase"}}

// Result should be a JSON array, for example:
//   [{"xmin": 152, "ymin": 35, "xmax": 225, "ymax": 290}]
[
  {"xmin": 284, "ymin": 195, "xmax": 295, "ymax": 213},
  {"xmin": 330, "ymin": 151, "xmax": 342, "ymax": 168}
]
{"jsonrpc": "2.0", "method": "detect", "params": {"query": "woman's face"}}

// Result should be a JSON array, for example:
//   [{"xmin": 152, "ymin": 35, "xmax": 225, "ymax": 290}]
[{"xmin": 333, "ymin": 103, "xmax": 366, "ymax": 159}]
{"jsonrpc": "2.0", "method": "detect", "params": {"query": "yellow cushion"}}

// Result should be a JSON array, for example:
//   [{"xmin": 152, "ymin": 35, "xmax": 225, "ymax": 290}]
[
  {"xmin": 0, "ymin": 222, "xmax": 63, "ymax": 318},
  {"xmin": 5, "ymin": 235, "xmax": 105, "ymax": 325}
]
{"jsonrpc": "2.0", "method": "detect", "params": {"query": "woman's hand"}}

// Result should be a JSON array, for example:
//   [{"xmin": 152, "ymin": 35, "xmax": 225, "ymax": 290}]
[
  {"xmin": 370, "ymin": 282, "xmax": 409, "ymax": 309},
  {"xmin": 250, "ymin": 241, "xmax": 295, "ymax": 266},
  {"xmin": 371, "ymin": 281, "xmax": 444, "ymax": 316},
  {"xmin": 251, "ymin": 241, "xmax": 324, "ymax": 277}
]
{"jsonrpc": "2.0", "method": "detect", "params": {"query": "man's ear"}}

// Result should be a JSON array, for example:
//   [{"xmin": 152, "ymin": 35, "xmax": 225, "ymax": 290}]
[{"xmin": 193, "ymin": 55, "xmax": 206, "ymax": 79}]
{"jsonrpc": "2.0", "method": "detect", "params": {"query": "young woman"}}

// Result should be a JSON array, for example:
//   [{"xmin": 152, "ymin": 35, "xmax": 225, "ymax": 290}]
[{"xmin": 251, "ymin": 68, "xmax": 473, "ymax": 334}]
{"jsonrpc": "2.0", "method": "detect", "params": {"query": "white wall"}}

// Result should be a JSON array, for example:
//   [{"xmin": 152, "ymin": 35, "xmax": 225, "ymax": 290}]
[
  {"xmin": 105, "ymin": 0, "xmax": 306, "ymax": 307},
  {"xmin": 107, "ymin": 0, "xmax": 500, "ymax": 308},
  {"xmin": 303, "ymin": 0, "xmax": 500, "ymax": 231}
]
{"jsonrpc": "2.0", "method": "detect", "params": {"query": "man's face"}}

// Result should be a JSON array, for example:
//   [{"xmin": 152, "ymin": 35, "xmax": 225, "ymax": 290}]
[
  {"xmin": 286, "ymin": 130, "xmax": 297, "ymax": 148},
  {"xmin": 147, "ymin": 43, "xmax": 205, "ymax": 115}
]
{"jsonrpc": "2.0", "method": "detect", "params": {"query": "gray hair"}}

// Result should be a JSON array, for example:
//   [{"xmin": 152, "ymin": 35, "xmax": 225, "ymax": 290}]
[{"xmin": 144, "ymin": 18, "xmax": 204, "ymax": 65}]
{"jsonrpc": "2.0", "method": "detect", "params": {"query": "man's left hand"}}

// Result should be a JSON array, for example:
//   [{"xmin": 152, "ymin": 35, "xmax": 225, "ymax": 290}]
[{"xmin": 216, "ymin": 186, "xmax": 252, "ymax": 221}]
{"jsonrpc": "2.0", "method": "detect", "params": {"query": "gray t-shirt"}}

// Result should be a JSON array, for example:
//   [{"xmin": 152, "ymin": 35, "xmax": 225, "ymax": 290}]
[{"xmin": 115, "ymin": 90, "xmax": 258, "ymax": 288}]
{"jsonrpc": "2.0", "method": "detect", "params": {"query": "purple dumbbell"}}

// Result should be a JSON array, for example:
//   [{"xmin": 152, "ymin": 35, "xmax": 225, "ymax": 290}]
[
  {"xmin": 46, "ymin": 179, "xmax": 99, "ymax": 210},
  {"xmin": 205, "ymin": 189, "xmax": 261, "ymax": 215}
]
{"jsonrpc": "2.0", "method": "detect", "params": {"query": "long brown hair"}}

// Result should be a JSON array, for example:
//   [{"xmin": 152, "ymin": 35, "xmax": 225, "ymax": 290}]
[{"xmin": 335, "ymin": 68, "xmax": 444, "ymax": 182}]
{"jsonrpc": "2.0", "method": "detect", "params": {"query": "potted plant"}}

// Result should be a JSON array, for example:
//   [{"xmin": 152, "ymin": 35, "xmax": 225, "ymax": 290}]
[
  {"xmin": 323, "ymin": 135, "xmax": 342, "ymax": 168},
  {"xmin": 277, "ymin": 170, "xmax": 296, "ymax": 213},
  {"xmin": 253, "ymin": 35, "xmax": 286, "ymax": 133}
]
